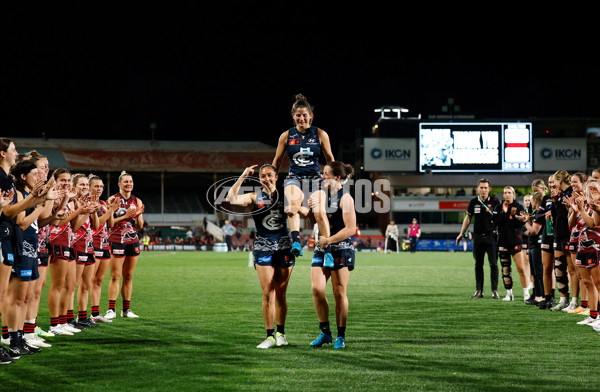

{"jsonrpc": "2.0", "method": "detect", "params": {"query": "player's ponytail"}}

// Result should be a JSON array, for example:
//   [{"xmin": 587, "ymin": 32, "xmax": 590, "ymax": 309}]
[
  {"xmin": 290, "ymin": 93, "xmax": 314, "ymax": 115},
  {"xmin": 327, "ymin": 161, "xmax": 354, "ymax": 180}
]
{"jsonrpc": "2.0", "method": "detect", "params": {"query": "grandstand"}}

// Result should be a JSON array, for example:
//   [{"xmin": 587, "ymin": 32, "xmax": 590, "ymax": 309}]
[{"xmin": 13, "ymin": 116, "xmax": 600, "ymax": 252}]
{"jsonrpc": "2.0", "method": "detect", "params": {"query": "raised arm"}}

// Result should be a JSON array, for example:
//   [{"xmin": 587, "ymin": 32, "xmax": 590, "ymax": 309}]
[
  {"xmin": 271, "ymin": 131, "xmax": 288, "ymax": 173},
  {"xmin": 226, "ymin": 165, "xmax": 257, "ymax": 208}
]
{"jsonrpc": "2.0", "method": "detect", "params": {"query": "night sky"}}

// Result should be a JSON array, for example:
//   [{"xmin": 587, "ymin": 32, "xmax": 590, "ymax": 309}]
[{"xmin": 2, "ymin": 6, "xmax": 598, "ymax": 147}]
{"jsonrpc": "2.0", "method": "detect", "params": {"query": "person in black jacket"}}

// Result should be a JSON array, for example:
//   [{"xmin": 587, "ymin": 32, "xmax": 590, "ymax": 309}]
[
  {"xmin": 494, "ymin": 186, "xmax": 529, "ymax": 301},
  {"xmin": 456, "ymin": 179, "xmax": 500, "ymax": 299}
]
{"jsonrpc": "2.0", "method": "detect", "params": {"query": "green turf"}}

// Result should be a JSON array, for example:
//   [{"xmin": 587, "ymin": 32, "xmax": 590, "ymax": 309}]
[{"xmin": 0, "ymin": 251, "xmax": 597, "ymax": 391}]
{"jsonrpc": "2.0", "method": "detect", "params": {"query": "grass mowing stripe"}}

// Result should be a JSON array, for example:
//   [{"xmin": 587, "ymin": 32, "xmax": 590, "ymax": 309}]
[{"xmin": 0, "ymin": 251, "xmax": 597, "ymax": 391}]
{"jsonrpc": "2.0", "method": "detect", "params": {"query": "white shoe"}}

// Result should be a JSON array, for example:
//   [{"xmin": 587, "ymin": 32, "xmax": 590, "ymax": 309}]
[
  {"xmin": 0, "ymin": 337, "xmax": 9, "ymax": 346},
  {"xmin": 256, "ymin": 336, "xmax": 276, "ymax": 349},
  {"xmin": 275, "ymin": 332, "xmax": 288, "ymax": 347},
  {"xmin": 551, "ymin": 301, "xmax": 569, "ymax": 311},
  {"xmin": 121, "ymin": 309, "xmax": 139, "ymax": 318},
  {"xmin": 49, "ymin": 325, "xmax": 73, "ymax": 336},
  {"xmin": 562, "ymin": 302, "xmax": 578, "ymax": 312},
  {"xmin": 502, "ymin": 293, "xmax": 514, "ymax": 301},
  {"xmin": 24, "ymin": 334, "xmax": 51, "ymax": 348},
  {"xmin": 60, "ymin": 323, "xmax": 81, "ymax": 333},
  {"xmin": 91, "ymin": 314, "xmax": 113, "ymax": 323},
  {"xmin": 577, "ymin": 316, "xmax": 594, "ymax": 325},
  {"xmin": 523, "ymin": 289, "xmax": 530, "ymax": 301},
  {"xmin": 588, "ymin": 318, "xmax": 600, "ymax": 328},
  {"xmin": 105, "ymin": 309, "xmax": 116, "ymax": 320}
]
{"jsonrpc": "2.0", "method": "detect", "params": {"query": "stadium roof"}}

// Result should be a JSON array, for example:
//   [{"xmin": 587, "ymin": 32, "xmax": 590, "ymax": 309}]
[{"xmin": 11, "ymin": 138, "xmax": 284, "ymax": 173}]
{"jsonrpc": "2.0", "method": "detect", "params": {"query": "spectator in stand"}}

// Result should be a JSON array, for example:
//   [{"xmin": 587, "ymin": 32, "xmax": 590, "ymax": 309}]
[
  {"xmin": 408, "ymin": 218, "xmax": 421, "ymax": 253},
  {"xmin": 222, "ymin": 219, "xmax": 236, "ymax": 252}
]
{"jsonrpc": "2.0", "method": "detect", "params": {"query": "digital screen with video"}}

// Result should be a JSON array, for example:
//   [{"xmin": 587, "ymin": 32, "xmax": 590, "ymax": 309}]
[{"xmin": 419, "ymin": 122, "xmax": 532, "ymax": 173}]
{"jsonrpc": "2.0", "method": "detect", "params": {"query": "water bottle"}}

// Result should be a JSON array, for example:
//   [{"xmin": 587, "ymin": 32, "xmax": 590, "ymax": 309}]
[{"xmin": 546, "ymin": 218, "xmax": 554, "ymax": 236}]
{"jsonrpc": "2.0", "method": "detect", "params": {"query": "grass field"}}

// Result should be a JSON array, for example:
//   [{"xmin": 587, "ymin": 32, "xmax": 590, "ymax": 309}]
[{"xmin": 0, "ymin": 250, "xmax": 598, "ymax": 391}]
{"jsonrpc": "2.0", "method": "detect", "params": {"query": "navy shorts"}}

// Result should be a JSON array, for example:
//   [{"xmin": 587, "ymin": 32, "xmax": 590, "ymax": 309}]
[
  {"xmin": 111, "ymin": 241, "xmax": 140, "ymax": 258},
  {"xmin": 312, "ymin": 248, "xmax": 355, "ymax": 271},
  {"xmin": 254, "ymin": 249, "xmax": 295, "ymax": 268},
  {"xmin": 284, "ymin": 175, "xmax": 322, "ymax": 194},
  {"xmin": 12, "ymin": 255, "xmax": 39, "ymax": 281}
]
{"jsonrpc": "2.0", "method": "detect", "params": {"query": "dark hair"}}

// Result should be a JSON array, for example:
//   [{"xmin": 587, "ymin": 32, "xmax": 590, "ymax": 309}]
[
  {"xmin": 477, "ymin": 178, "xmax": 491, "ymax": 187},
  {"xmin": 572, "ymin": 172, "xmax": 587, "ymax": 183},
  {"xmin": 52, "ymin": 167, "xmax": 71, "ymax": 180},
  {"xmin": 10, "ymin": 160, "xmax": 38, "ymax": 192},
  {"xmin": 531, "ymin": 191, "xmax": 544, "ymax": 205},
  {"xmin": 28, "ymin": 150, "xmax": 47, "ymax": 160},
  {"xmin": 290, "ymin": 94, "xmax": 313, "ymax": 115},
  {"xmin": 0, "ymin": 138, "xmax": 13, "ymax": 154},
  {"xmin": 259, "ymin": 164, "xmax": 277, "ymax": 174},
  {"xmin": 326, "ymin": 161, "xmax": 354, "ymax": 180}
]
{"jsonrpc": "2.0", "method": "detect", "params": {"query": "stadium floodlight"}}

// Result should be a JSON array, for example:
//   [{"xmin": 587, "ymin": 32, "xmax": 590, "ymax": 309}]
[{"xmin": 374, "ymin": 106, "xmax": 409, "ymax": 119}]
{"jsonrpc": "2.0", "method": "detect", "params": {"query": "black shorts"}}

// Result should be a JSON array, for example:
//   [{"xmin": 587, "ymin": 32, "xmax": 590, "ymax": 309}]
[
  {"xmin": 568, "ymin": 241, "xmax": 579, "ymax": 255},
  {"xmin": 575, "ymin": 251, "xmax": 599, "ymax": 268},
  {"xmin": 254, "ymin": 249, "xmax": 295, "ymax": 268},
  {"xmin": 553, "ymin": 237, "xmax": 569, "ymax": 254},
  {"xmin": 38, "ymin": 253, "xmax": 49, "ymax": 267},
  {"xmin": 541, "ymin": 234, "xmax": 554, "ymax": 254},
  {"xmin": 312, "ymin": 248, "xmax": 355, "ymax": 271},
  {"xmin": 94, "ymin": 247, "xmax": 111, "ymax": 260},
  {"xmin": 74, "ymin": 250, "xmax": 95, "ymax": 265},
  {"xmin": 111, "ymin": 242, "xmax": 140, "ymax": 258},
  {"xmin": 12, "ymin": 255, "xmax": 39, "ymax": 281},
  {"xmin": 499, "ymin": 244, "xmax": 521, "ymax": 259},
  {"xmin": 49, "ymin": 244, "xmax": 74, "ymax": 263}
]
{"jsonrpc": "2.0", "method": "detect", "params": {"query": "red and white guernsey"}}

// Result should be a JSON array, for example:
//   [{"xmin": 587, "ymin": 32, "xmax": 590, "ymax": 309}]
[
  {"xmin": 108, "ymin": 193, "xmax": 139, "ymax": 244},
  {"xmin": 49, "ymin": 204, "xmax": 73, "ymax": 247},
  {"xmin": 72, "ymin": 217, "xmax": 94, "ymax": 254},
  {"xmin": 92, "ymin": 201, "xmax": 110, "ymax": 250},
  {"xmin": 578, "ymin": 204, "xmax": 600, "ymax": 253}
]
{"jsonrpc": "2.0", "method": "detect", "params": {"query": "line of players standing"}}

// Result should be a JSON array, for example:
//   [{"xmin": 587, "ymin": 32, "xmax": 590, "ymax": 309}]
[
  {"xmin": 458, "ymin": 168, "xmax": 600, "ymax": 329},
  {"xmin": 0, "ymin": 138, "xmax": 144, "ymax": 364}
]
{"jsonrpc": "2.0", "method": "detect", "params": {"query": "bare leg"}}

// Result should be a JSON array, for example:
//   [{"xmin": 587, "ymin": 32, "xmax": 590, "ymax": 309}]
[
  {"xmin": 311, "ymin": 267, "xmax": 330, "ymax": 323},
  {"xmin": 120, "ymin": 256, "xmax": 138, "ymax": 302},
  {"xmin": 256, "ymin": 265, "xmax": 276, "ymax": 330}
]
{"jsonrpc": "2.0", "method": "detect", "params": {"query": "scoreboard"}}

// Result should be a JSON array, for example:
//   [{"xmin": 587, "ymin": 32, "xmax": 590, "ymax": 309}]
[{"xmin": 419, "ymin": 122, "xmax": 532, "ymax": 173}]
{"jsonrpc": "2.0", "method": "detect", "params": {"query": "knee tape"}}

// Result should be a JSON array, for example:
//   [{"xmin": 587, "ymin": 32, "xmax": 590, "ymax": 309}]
[
  {"xmin": 500, "ymin": 259, "xmax": 513, "ymax": 290},
  {"xmin": 555, "ymin": 255, "xmax": 569, "ymax": 293}
]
